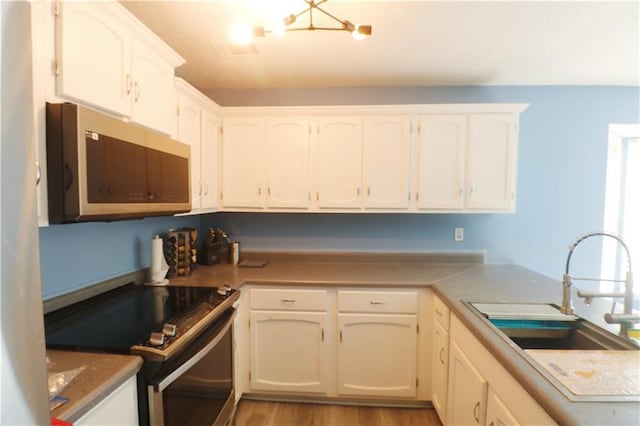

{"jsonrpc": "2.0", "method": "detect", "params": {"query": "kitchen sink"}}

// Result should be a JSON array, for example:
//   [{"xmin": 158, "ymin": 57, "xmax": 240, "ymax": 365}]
[
  {"xmin": 489, "ymin": 317, "xmax": 638, "ymax": 351},
  {"xmin": 466, "ymin": 302, "xmax": 639, "ymax": 351}
]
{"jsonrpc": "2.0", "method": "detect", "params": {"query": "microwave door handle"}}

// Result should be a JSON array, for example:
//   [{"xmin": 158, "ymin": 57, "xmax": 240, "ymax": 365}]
[{"xmin": 154, "ymin": 309, "xmax": 237, "ymax": 392}]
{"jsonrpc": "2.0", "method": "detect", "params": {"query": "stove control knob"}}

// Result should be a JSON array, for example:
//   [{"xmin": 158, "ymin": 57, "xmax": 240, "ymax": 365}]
[
  {"xmin": 162, "ymin": 323, "xmax": 177, "ymax": 337},
  {"xmin": 217, "ymin": 286, "xmax": 228, "ymax": 296},
  {"xmin": 149, "ymin": 332, "xmax": 165, "ymax": 347}
]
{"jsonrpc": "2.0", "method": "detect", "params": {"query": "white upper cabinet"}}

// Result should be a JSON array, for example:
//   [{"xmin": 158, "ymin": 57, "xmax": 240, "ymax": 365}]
[
  {"xmin": 56, "ymin": 1, "xmax": 130, "ymax": 116},
  {"xmin": 265, "ymin": 118, "xmax": 310, "ymax": 209},
  {"xmin": 175, "ymin": 78, "xmax": 220, "ymax": 214},
  {"xmin": 314, "ymin": 117, "xmax": 363, "ymax": 210},
  {"xmin": 416, "ymin": 115, "xmax": 467, "ymax": 210},
  {"xmin": 200, "ymin": 110, "xmax": 219, "ymax": 210},
  {"xmin": 55, "ymin": 0, "xmax": 183, "ymax": 135},
  {"xmin": 130, "ymin": 38, "xmax": 176, "ymax": 135},
  {"xmin": 466, "ymin": 114, "xmax": 518, "ymax": 211},
  {"xmin": 221, "ymin": 118, "xmax": 266, "ymax": 209},
  {"xmin": 363, "ymin": 116, "xmax": 412, "ymax": 210}
]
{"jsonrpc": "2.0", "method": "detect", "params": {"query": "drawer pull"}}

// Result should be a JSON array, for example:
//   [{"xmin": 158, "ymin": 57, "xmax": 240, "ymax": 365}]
[
  {"xmin": 280, "ymin": 299, "xmax": 295, "ymax": 303},
  {"xmin": 473, "ymin": 401, "xmax": 480, "ymax": 423},
  {"xmin": 369, "ymin": 301, "xmax": 386, "ymax": 305},
  {"xmin": 439, "ymin": 348, "xmax": 445, "ymax": 364}
]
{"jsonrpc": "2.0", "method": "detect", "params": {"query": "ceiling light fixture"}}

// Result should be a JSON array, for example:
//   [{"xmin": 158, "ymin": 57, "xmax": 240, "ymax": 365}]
[{"xmin": 252, "ymin": 0, "xmax": 372, "ymax": 41}]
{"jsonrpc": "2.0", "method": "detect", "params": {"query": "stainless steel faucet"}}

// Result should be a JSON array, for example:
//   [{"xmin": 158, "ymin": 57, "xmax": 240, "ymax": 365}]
[{"xmin": 563, "ymin": 232, "xmax": 638, "ymax": 338}]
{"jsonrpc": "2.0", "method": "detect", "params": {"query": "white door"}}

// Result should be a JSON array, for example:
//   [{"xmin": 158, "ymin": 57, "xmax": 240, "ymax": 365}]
[
  {"xmin": 466, "ymin": 114, "xmax": 517, "ymax": 210},
  {"xmin": 130, "ymin": 39, "xmax": 175, "ymax": 135},
  {"xmin": 337, "ymin": 313, "xmax": 417, "ymax": 397},
  {"xmin": 447, "ymin": 340, "xmax": 488, "ymax": 426},
  {"xmin": 363, "ymin": 116, "xmax": 412, "ymax": 209},
  {"xmin": 265, "ymin": 118, "xmax": 310, "ymax": 209},
  {"xmin": 417, "ymin": 115, "xmax": 466, "ymax": 210},
  {"xmin": 200, "ymin": 110, "xmax": 219, "ymax": 210},
  {"xmin": 56, "ymin": 1, "xmax": 130, "ymax": 116},
  {"xmin": 486, "ymin": 387, "xmax": 521, "ymax": 426},
  {"xmin": 176, "ymin": 93, "xmax": 201, "ymax": 210},
  {"xmin": 432, "ymin": 320, "xmax": 450, "ymax": 422},
  {"xmin": 315, "ymin": 117, "xmax": 363, "ymax": 209},
  {"xmin": 221, "ymin": 118, "xmax": 265, "ymax": 209},
  {"xmin": 250, "ymin": 311, "xmax": 328, "ymax": 393}
]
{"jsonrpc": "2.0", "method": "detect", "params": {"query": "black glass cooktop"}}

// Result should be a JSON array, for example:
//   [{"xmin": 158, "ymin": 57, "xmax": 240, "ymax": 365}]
[{"xmin": 44, "ymin": 284, "xmax": 222, "ymax": 353}]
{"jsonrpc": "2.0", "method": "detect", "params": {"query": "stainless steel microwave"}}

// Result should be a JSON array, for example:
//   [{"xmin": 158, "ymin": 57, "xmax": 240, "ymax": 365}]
[{"xmin": 45, "ymin": 103, "xmax": 191, "ymax": 223}]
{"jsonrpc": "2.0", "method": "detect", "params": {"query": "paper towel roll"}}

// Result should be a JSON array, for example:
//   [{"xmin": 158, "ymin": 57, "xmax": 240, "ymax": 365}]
[{"xmin": 149, "ymin": 235, "xmax": 169, "ymax": 285}]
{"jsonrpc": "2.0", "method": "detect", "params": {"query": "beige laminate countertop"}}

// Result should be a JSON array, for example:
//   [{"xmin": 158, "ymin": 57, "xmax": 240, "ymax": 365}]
[
  {"xmin": 432, "ymin": 264, "xmax": 640, "ymax": 426},
  {"xmin": 47, "ymin": 350, "xmax": 142, "ymax": 422}
]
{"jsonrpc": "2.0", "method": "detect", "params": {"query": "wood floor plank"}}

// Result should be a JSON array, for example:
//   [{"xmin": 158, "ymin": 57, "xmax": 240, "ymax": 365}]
[{"xmin": 233, "ymin": 399, "xmax": 443, "ymax": 426}]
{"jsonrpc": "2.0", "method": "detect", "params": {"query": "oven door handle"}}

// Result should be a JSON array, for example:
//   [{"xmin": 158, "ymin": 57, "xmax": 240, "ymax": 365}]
[{"xmin": 155, "ymin": 309, "xmax": 237, "ymax": 392}]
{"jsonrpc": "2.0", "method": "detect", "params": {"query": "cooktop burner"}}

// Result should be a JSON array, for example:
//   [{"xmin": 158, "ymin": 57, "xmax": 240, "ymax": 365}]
[{"xmin": 44, "ymin": 283, "xmax": 238, "ymax": 361}]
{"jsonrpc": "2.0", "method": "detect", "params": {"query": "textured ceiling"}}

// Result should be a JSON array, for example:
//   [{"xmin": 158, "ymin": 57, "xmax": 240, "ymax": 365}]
[{"xmin": 120, "ymin": 0, "xmax": 640, "ymax": 91}]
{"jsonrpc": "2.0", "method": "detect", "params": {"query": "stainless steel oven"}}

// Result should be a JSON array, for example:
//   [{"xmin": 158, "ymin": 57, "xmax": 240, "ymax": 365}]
[
  {"xmin": 147, "ymin": 307, "xmax": 236, "ymax": 426},
  {"xmin": 44, "ymin": 283, "xmax": 239, "ymax": 426}
]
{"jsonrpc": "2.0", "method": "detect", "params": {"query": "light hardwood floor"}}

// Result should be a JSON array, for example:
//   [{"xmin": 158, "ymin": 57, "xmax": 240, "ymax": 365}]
[{"xmin": 233, "ymin": 399, "xmax": 443, "ymax": 426}]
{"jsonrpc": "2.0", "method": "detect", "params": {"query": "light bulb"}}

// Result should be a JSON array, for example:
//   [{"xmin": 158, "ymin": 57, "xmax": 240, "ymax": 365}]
[{"xmin": 230, "ymin": 23, "xmax": 254, "ymax": 44}]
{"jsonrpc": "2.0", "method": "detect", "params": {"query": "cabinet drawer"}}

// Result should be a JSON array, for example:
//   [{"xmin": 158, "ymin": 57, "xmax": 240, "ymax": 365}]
[
  {"xmin": 337, "ymin": 290, "xmax": 417, "ymax": 314},
  {"xmin": 250, "ymin": 288, "xmax": 327, "ymax": 311},
  {"xmin": 433, "ymin": 295, "xmax": 450, "ymax": 330}
]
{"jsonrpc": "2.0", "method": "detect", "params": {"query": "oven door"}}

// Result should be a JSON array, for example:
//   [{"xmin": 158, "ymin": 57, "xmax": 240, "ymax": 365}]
[{"xmin": 148, "ymin": 309, "xmax": 236, "ymax": 426}]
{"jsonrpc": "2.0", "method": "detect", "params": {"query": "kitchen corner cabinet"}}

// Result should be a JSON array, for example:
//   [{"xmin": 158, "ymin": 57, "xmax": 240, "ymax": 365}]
[
  {"xmin": 337, "ymin": 290, "xmax": 418, "ymax": 398},
  {"xmin": 363, "ymin": 116, "xmax": 412, "ymax": 210},
  {"xmin": 55, "ymin": 0, "xmax": 182, "ymax": 135},
  {"xmin": 447, "ymin": 314, "xmax": 556, "ymax": 426},
  {"xmin": 314, "ymin": 117, "xmax": 363, "ymax": 209},
  {"xmin": 175, "ymin": 79, "xmax": 220, "ymax": 213},
  {"xmin": 249, "ymin": 288, "xmax": 329, "ymax": 393}
]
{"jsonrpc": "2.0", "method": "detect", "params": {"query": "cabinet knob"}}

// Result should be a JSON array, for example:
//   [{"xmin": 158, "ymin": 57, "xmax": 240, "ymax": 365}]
[{"xmin": 35, "ymin": 160, "xmax": 41, "ymax": 186}]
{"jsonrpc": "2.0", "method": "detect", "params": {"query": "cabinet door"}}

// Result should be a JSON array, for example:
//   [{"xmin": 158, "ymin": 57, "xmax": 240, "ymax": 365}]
[
  {"xmin": 466, "ymin": 114, "xmax": 517, "ymax": 211},
  {"xmin": 130, "ymin": 39, "xmax": 175, "ymax": 135},
  {"xmin": 176, "ymin": 93, "xmax": 202, "ymax": 210},
  {"xmin": 447, "ymin": 340, "xmax": 488, "ymax": 426},
  {"xmin": 221, "ymin": 119, "xmax": 265, "ymax": 209},
  {"xmin": 315, "ymin": 117, "xmax": 363, "ymax": 209},
  {"xmin": 486, "ymin": 387, "xmax": 520, "ymax": 426},
  {"xmin": 56, "ymin": 1, "xmax": 131, "ymax": 116},
  {"xmin": 265, "ymin": 118, "xmax": 310, "ymax": 209},
  {"xmin": 417, "ymin": 115, "xmax": 466, "ymax": 210},
  {"xmin": 200, "ymin": 110, "xmax": 219, "ymax": 210},
  {"xmin": 75, "ymin": 375, "xmax": 138, "ymax": 426},
  {"xmin": 337, "ymin": 313, "xmax": 417, "ymax": 397},
  {"xmin": 432, "ymin": 320, "xmax": 449, "ymax": 423},
  {"xmin": 363, "ymin": 116, "xmax": 412, "ymax": 209},
  {"xmin": 250, "ymin": 311, "xmax": 328, "ymax": 393}
]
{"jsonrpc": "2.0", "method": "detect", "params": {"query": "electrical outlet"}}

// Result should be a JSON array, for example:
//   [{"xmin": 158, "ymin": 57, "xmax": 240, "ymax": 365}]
[{"xmin": 454, "ymin": 227, "xmax": 464, "ymax": 242}]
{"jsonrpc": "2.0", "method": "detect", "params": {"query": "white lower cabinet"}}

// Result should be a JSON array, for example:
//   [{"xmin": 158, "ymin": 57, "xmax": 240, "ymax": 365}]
[
  {"xmin": 337, "ymin": 313, "xmax": 417, "ymax": 397},
  {"xmin": 249, "ymin": 288, "xmax": 329, "ymax": 393},
  {"xmin": 446, "ymin": 314, "xmax": 556, "ymax": 426},
  {"xmin": 75, "ymin": 375, "xmax": 138, "ymax": 426},
  {"xmin": 250, "ymin": 311, "xmax": 328, "ymax": 393},
  {"xmin": 431, "ymin": 298, "xmax": 450, "ymax": 422},
  {"xmin": 245, "ymin": 287, "xmax": 424, "ymax": 400},
  {"xmin": 447, "ymin": 340, "xmax": 488, "ymax": 425}
]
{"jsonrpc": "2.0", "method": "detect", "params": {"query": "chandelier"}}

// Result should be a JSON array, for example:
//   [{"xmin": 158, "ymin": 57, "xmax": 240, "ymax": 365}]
[{"xmin": 252, "ymin": 0, "xmax": 372, "ymax": 40}]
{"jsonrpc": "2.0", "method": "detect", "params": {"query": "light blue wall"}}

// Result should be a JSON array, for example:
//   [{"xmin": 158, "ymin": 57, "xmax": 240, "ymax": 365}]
[
  {"xmin": 38, "ymin": 86, "xmax": 639, "ymax": 299},
  {"xmin": 39, "ymin": 215, "xmax": 199, "ymax": 299},
  {"xmin": 202, "ymin": 86, "xmax": 640, "ymax": 283}
]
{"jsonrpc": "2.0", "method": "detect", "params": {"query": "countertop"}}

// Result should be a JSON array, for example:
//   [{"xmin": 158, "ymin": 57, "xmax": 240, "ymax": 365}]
[
  {"xmin": 432, "ymin": 264, "xmax": 640, "ymax": 426},
  {"xmin": 46, "ymin": 252, "xmax": 639, "ymax": 425},
  {"xmin": 47, "ymin": 350, "xmax": 142, "ymax": 423}
]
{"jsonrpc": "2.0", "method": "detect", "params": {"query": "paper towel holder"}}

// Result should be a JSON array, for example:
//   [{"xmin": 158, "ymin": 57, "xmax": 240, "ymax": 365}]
[{"xmin": 147, "ymin": 235, "xmax": 170, "ymax": 286}]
